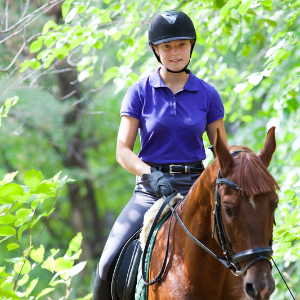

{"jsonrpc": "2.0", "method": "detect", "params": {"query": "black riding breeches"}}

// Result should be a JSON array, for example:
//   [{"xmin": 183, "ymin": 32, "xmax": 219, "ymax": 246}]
[{"xmin": 97, "ymin": 172, "xmax": 201, "ymax": 281}]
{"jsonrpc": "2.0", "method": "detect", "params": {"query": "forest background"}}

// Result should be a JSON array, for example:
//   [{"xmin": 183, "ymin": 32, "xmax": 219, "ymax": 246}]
[{"xmin": 0, "ymin": 0, "xmax": 299, "ymax": 299}]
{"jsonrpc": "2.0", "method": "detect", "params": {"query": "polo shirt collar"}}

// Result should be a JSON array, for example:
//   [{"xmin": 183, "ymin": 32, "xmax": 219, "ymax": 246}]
[
  {"xmin": 149, "ymin": 68, "xmax": 166, "ymax": 88},
  {"xmin": 149, "ymin": 68, "xmax": 199, "ymax": 92}
]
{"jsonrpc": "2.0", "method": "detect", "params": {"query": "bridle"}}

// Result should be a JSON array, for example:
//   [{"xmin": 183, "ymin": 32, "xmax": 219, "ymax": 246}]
[
  {"xmin": 212, "ymin": 150, "xmax": 273, "ymax": 276},
  {"xmin": 142, "ymin": 150, "xmax": 274, "ymax": 285}
]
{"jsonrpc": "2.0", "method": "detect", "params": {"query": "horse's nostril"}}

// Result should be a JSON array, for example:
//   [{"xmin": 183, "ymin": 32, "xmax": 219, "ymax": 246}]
[{"xmin": 245, "ymin": 283, "xmax": 258, "ymax": 298}]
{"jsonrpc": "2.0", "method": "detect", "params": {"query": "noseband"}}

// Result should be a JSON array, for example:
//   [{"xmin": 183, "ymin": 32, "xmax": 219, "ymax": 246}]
[{"xmin": 212, "ymin": 150, "xmax": 273, "ymax": 276}]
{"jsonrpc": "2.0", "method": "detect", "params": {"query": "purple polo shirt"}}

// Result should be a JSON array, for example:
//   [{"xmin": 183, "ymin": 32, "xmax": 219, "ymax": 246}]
[{"xmin": 120, "ymin": 68, "xmax": 224, "ymax": 164}]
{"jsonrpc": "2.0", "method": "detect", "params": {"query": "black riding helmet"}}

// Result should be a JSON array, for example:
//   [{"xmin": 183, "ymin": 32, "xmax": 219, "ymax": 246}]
[{"xmin": 148, "ymin": 11, "xmax": 196, "ymax": 74}]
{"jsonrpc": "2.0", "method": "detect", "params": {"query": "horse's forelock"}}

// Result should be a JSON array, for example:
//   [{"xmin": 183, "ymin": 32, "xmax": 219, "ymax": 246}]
[{"xmin": 236, "ymin": 151, "xmax": 279, "ymax": 196}]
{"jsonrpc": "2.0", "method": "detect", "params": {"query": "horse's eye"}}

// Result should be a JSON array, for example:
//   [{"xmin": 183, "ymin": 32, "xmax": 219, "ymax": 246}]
[{"xmin": 224, "ymin": 206, "xmax": 234, "ymax": 218}]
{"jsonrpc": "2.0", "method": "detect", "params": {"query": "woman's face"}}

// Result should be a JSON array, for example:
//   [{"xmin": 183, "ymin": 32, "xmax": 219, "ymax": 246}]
[{"xmin": 154, "ymin": 39, "xmax": 192, "ymax": 72}]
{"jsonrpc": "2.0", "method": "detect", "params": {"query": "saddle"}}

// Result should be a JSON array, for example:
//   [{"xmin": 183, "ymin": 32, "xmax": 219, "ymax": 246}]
[{"xmin": 111, "ymin": 228, "xmax": 142, "ymax": 300}]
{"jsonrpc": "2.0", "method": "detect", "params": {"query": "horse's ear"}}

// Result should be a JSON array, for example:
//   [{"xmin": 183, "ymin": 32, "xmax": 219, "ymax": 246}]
[
  {"xmin": 214, "ymin": 128, "xmax": 233, "ymax": 175},
  {"xmin": 258, "ymin": 126, "xmax": 276, "ymax": 168}
]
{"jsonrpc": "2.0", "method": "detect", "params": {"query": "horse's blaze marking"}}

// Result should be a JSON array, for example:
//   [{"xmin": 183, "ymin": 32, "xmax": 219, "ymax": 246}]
[{"xmin": 249, "ymin": 195, "xmax": 256, "ymax": 209}]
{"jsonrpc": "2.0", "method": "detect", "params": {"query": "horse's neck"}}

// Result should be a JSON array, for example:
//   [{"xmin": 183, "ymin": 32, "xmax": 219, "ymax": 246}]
[{"xmin": 179, "ymin": 167, "xmax": 216, "ymax": 241}]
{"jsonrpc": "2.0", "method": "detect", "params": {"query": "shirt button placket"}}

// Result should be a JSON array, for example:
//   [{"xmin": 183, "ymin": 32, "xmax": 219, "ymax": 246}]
[{"xmin": 171, "ymin": 95, "xmax": 176, "ymax": 117}]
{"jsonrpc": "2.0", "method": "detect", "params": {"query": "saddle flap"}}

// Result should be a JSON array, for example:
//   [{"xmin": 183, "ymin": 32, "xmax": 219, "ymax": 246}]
[{"xmin": 112, "ymin": 229, "xmax": 142, "ymax": 300}]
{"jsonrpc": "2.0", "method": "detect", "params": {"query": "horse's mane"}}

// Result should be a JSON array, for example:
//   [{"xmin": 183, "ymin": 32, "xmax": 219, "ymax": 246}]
[{"xmin": 230, "ymin": 145, "xmax": 280, "ymax": 196}]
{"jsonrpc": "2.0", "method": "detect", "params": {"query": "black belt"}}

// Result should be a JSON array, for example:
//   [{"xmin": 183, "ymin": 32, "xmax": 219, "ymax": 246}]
[{"xmin": 149, "ymin": 163, "xmax": 204, "ymax": 174}]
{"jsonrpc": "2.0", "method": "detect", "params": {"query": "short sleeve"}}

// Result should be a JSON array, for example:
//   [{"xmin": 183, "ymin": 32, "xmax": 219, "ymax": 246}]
[
  {"xmin": 120, "ymin": 83, "xmax": 143, "ymax": 120},
  {"xmin": 207, "ymin": 86, "xmax": 225, "ymax": 125}
]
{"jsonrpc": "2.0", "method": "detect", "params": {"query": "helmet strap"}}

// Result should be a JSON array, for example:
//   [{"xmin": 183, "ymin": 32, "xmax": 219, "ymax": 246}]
[{"xmin": 166, "ymin": 61, "xmax": 190, "ymax": 74}]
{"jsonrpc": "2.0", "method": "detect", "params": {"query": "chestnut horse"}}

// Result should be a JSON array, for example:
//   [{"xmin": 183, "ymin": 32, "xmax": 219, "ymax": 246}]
[{"xmin": 148, "ymin": 127, "xmax": 279, "ymax": 300}]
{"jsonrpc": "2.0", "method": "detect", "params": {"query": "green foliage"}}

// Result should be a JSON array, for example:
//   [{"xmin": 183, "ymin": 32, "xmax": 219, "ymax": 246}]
[
  {"xmin": 0, "ymin": 97, "xmax": 19, "ymax": 127},
  {"xmin": 0, "ymin": 170, "xmax": 90, "ymax": 299}
]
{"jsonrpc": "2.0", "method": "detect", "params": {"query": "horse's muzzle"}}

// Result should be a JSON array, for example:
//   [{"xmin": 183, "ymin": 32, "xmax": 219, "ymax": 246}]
[{"xmin": 243, "ymin": 260, "xmax": 275, "ymax": 300}]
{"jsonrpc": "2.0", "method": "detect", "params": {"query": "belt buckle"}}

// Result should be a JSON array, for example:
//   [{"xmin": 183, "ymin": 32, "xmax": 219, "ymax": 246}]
[{"xmin": 169, "ymin": 164, "xmax": 182, "ymax": 174}]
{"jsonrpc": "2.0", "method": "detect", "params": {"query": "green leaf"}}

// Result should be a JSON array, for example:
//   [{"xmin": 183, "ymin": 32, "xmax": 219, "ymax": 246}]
[
  {"xmin": 0, "ymin": 96, "xmax": 19, "ymax": 123},
  {"xmin": 0, "ymin": 183, "xmax": 24, "ymax": 197},
  {"xmin": 254, "ymin": 31, "xmax": 266, "ymax": 44},
  {"xmin": 261, "ymin": 0, "xmax": 272, "ymax": 7},
  {"xmin": 30, "ymin": 244, "xmax": 45, "ymax": 263},
  {"xmin": 284, "ymin": 189, "xmax": 295, "ymax": 199},
  {"xmin": 62, "ymin": 1, "xmax": 71, "ymax": 19},
  {"xmin": 0, "ymin": 195, "xmax": 16, "ymax": 204},
  {"xmin": 68, "ymin": 232, "xmax": 83, "ymax": 252},
  {"xmin": 65, "ymin": 7, "xmax": 78, "ymax": 23},
  {"xmin": 23, "ymin": 278, "xmax": 38, "ymax": 297},
  {"xmin": 43, "ymin": 54, "xmax": 55, "ymax": 69},
  {"xmin": 0, "ymin": 214, "xmax": 15, "ymax": 225},
  {"xmin": 225, "ymin": 68, "xmax": 238, "ymax": 78},
  {"xmin": 271, "ymin": 30, "xmax": 286, "ymax": 46},
  {"xmin": 292, "ymin": 77, "xmax": 300, "ymax": 88},
  {"xmin": 67, "ymin": 261, "xmax": 87, "ymax": 277},
  {"xmin": 0, "ymin": 171, "xmax": 18, "ymax": 186},
  {"xmin": 239, "ymin": 0, "xmax": 252, "ymax": 16},
  {"xmin": 14, "ymin": 259, "xmax": 31, "ymax": 275},
  {"xmin": 242, "ymin": 115, "xmax": 253, "ymax": 122},
  {"xmin": 7, "ymin": 243, "xmax": 20, "ymax": 250},
  {"xmin": 0, "ymin": 226, "xmax": 16, "ymax": 236},
  {"xmin": 93, "ymin": 40, "xmax": 103, "ymax": 49},
  {"xmin": 265, "ymin": 19, "xmax": 277, "ymax": 28},
  {"xmin": 241, "ymin": 44, "xmax": 252, "ymax": 57},
  {"xmin": 54, "ymin": 257, "xmax": 74, "ymax": 272},
  {"xmin": 42, "ymin": 20, "xmax": 57, "ymax": 34},
  {"xmin": 78, "ymin": 5, "xmax": 87, "ymax": 14},
  {"xmin": 30, "ymin": 212, "xmax": 48, "ymax": 228},
  {"xmin": 35, "ymin": 181, "xmax": 56, "ymax": 195},
  {"xmin": 18, "ymin": 274, "xmax": 29, "ymax": 286},
  {"xmin": 17, "ymin": 225, "xmax": 28, "ymax": 241},
  {"xmin": 24, "ymin": 169, "xmax": 43, "ymax": 190},
  {"xmin": 70, "ymin": 249, "xmax": 82, "ymax": 260},
  {"xmin": 36, "ymin": 288, "xmax": 55, "ymax": 299},
  {"xmin": 287, "ymin": 10, "xmax": 299, "ymax": 28},
  {"xmin": 234, "ymin": 83, "xmax": 248, "ymax": 93},
  {"xmin": 247, "ymin": 72, "xmax": 263, "ymax": 85},
  {"xmin": 14, "ymin": 209, "xmax": 33, "ymax": 227},
  {"xmin": 30, "ymin": 40, "xmax": 43, "ymax": 53},
  {"xmin": 78, "ymin": 69, "xmax": 90, "ymax": 82},
  {"xmin": 19, "ymin": 60, "xmax": 30, "ymax": 73},
  {"xmin": 1, "ymin": 236, "xmax": 14, "ymax": 243},
  {"xmin": 103, "ymin": 66, "xmax": 119, "ymax": 83},
  {"xmin": 50, "ymin": 248, "xmax": 60, "ymax": 257},
  {"xmin": 77, "ymin": 293, "xmax": 93, "ymax": 300},
  {"xmin": 0, "ymin": 291, "xmax": 23, "ymax": 300},
  {"xmin": 53, "ymin": 171, "xmax": 62, "ymax": 183},
  {"xmin": 41, "ymin": 256, "xmax": 55, "ymax": 273},
  {"xmin": 29, "ymin": 59, "xmax": 41, "ymax": 70},
  {"xmin": 220, "ymin": 3, "xmax": 231, "ymax": 18}
]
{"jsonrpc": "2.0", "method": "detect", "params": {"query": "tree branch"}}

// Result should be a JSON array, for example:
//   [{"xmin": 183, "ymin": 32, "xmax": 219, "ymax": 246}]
[{"xmin": 0, "ymin": 0, "xmax": 62, "ymax": 35}]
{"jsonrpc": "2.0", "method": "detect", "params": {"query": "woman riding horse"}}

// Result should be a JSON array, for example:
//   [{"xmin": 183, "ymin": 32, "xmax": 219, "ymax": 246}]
[{"xmin": 93, "ymin": 10, "xmax": 227, "ymax": 300}]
